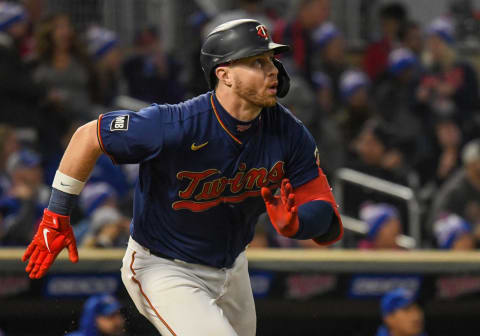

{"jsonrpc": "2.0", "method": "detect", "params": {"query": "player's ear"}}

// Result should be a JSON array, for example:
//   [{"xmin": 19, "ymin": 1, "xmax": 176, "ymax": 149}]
[{"xmin": 215, "ymin": 66, "xmax": 232, "ymax": 87}]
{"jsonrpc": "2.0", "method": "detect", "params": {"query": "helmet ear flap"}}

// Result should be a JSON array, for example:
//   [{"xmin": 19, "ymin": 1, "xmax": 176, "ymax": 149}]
[{"xmin": 273, "ymin": 58, "xmax": 290, "ymax": 98}]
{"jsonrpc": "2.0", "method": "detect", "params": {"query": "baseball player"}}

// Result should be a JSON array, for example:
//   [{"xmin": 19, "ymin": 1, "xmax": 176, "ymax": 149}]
[{"xmin": 22, "ymin": 19, "xmax": 343, "ymax": 335}]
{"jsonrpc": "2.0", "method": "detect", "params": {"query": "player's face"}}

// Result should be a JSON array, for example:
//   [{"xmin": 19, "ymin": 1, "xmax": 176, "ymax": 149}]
[
  {"xmin": 229, "ymin": 51, "xmax": 279, "ymax": 108},
  {"xmin": 386, "ymin": 303, "xmax": 424, "ymax": 336}
]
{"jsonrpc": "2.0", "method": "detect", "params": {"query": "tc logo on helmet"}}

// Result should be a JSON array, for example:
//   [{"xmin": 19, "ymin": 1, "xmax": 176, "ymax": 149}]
[{"xmin": 256, "ymin": 25, "xmax": 269, "ymax": 40}]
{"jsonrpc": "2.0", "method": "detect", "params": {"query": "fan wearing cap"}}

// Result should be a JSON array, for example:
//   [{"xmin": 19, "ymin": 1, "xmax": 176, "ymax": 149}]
[
  {"xmin": 0, "ymin": 2, "xmax": 47, "ymax": 128},
  {"xmin": 22, "ymin": 19, "xmax": 343, "ymax": 335},
  {"xmin": 363, "ymin": 2, "xmax": 408, "ymax": 80},
  {"xmin": 78, "ymin": 182, "xmax": 130, "ymax": 248},
  {"xmin": 0, "ymin": 149, "xmax": 49, "ymax": 246},
  {"xmin": 311, "ymin": 22, "xmax": 347, "ymax": 107},
  {"xmin": 86, "ymin": 25, "xmax": 123, "ymax": 108},
  {"xmin": 418, "ymin": 17, "xmax": 479, "ymax": 127},
  {"xmin": 358, "ymin": 203, "xmax": 402, "ymax": 250},
  {"xmin": 428, "ymin": 139, "xmax": 480, "ymax": 243},
  {"xmin": 335, "ymin": 70, "xmax": 374, "ymax": 147},
  {"xmin": 0, "ymin": 2, "xmax": 28, "ymax": 42},
  {"xmin": 434, "ymin": 213, "xmax": 475, "ymax": 250},
  {"xmin": 374, "ymin": 48, "xmax": 423, "ymax": 149},
  {"xmin": 66, "ymin": 294, "xmax": 126, "ymax": 336},
  {"xmin": 377, "ymin": 288, "xmax": 426, "ymax": 336}
]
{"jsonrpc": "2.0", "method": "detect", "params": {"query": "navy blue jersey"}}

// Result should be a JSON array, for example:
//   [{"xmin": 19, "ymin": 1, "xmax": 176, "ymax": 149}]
[{"xmin": 98, "ymin": 91, "xmax": 318, "ymax": 268}]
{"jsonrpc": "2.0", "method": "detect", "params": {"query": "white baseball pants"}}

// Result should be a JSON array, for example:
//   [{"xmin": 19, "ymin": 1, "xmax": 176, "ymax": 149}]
[{"xmin": 121, "ymin": 237, "xmax": 256, "ymax": 336}]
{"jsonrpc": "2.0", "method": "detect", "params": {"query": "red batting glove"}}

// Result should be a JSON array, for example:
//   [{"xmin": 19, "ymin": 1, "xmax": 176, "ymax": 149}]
[
  {"xmin": 261, "ymin": 178, "xmax": 299, "ymax": 237},
  {"xmin": 22, "ymin": 209, "xmax": 78, "ymax": 279}
]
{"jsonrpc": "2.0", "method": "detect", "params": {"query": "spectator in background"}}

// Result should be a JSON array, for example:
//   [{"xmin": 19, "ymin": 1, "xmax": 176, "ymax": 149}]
[
  {"xmin": 34, "ymin": 13, "xmax": 100, "ymax": 158},
  {"xmin": 185, "ymin": 10, "xmax": 211, "ymax": 97},
  {"xmin": 79, "ymin": 183, "xmax": 118, "ymax": 221},
  {"xmin": 67, "ymin": 294, "xmax": 126, "ymax": 336},
  {"xmin": 312, "ymin": 71, "xmax": 334, "ymax": 116},
  {"xmin": 34, "ymin": 13, "xmax": 100, "ymax": 121},
  {"xmin": 335, "ymin": 69, "xmax": 374, "ymax": 151},
  {"xmin": 19, "ymin": 0, "xmax": 47, "ymax": 61},
  {"xmin": 75, "ymin": 182, "xmax": 114, "ymax": 240},
  {"xmin": 280, "ymin": 74, "xmax": 343, "ymax": 177},
  {"xmin": 123, "ymin": 26, "xmax": 185, "ymax": 104},
  {"xmin": 432, "ymin": 111, "xmax": 462, "ymax": 183},
  {"xmin": 76, "ymin": 180, "xmax": 130, "ymax": 248},
  {"xmin": 343, "ymin": 121, "xmax": 412, "ymax": 220},
  {"xmin": 358, "ymin": 203, "xmax": 402, "ymax": 250},
  {"xmin": 0, "ymin": 149, "xmax": 49, "ymax": 246},
  {"xmin": 309, "ymin": 72, "xmax": 345, "ymax": 177},
  {"xmin": 414, "ymin": 111, "xmax": 463, "ymax": 192},
  {"xmin": 429, "ymin": 139, "xmax": 480, "ymax": 243},
  {"xmin": 273, "ymin": 0, "xmax": 330, "ymax": 84},
  {"xmin": 81, "ymin": 205, "xmax": 130, "ymax": 248},
  {"xmin": 279, "ymin": 75, "xmax": 317, "ymax": 131},
  {"xmin": 363, "ymin": 2, "xmax": 408, "ymax": 81},
  {"xmin": 377, "ymin": 288, "xmax": 426, "ymax": 336},
  {"xmin": 348, "ymin": 120, "xmax": 410, "ymax": 185},
  {"xmin": 398, "ymin": 21, "xmax": 423, "ymax": 57},
  {"xmin": 0, "ymin": 125, "xmax": 20, "ymax": 197},
  {"xmin": 0, "ymin": 2, "xmax": 47, "ymax": 128},
  {"xmin": 374, "ymin": 48, "xmax": 423, "ymax": 163},
  {"xmin": 311, "ymin": 22, "xmax": 347, "ymax": 106},
  {"xmin": 418, "ymin": 17, "xmax": 479, "ymax": 137},
  {"xmin": 434, "ymin": 213, "xmax": 475, "ymax": 250},
  {"xmin": 86, "ymin": 25, "xmax": 124, "ymax": 108}
]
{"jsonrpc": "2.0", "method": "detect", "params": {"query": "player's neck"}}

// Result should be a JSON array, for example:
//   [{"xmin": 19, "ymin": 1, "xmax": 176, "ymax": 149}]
[{"xmin": 215, "ymin": 88, "xmax": 262, "ymax": 122}]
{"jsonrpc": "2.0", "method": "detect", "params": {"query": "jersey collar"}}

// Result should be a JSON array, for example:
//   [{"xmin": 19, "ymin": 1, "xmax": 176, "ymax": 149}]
[{"xmin": 210, "ymin": 92, "xmax": 261, "ymax": 145}]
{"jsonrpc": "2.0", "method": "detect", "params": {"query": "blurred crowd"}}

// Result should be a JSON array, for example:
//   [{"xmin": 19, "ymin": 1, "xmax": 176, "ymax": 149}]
[{"xmin": 0, "ymin": 0, "xmax": 479, "ymax": 252}]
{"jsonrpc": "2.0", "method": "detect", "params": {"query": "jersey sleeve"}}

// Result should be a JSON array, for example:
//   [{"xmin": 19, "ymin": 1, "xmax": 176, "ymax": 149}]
[
  {"xmin": 97, "ymin": 105, "xmax": 165, "ymax": 164},
  {"xmin": 284, "ymin": 116, "xmax": 319, "ymax": 188}
]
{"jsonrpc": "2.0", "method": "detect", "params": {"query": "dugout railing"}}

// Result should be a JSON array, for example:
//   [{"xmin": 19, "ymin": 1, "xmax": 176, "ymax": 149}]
[{"xmin": 333, "ymin": 167, "xmax": 422, "ymax": 246}]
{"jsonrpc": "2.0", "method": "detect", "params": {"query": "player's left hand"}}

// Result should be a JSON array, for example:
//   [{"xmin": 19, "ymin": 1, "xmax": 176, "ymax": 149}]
[
  {"xmin": 22, "ymin": 209, "xmax": 78, "ymax": 279},
  {"xmin": 261, "ymin": 178, "xmax": 299, "ymax": 237}
]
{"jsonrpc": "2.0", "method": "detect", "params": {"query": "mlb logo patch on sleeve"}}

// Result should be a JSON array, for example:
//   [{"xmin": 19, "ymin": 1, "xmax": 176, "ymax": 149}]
[{"xmin": 110, "ymin": 115, "xmax": 129, "ymax": 131}]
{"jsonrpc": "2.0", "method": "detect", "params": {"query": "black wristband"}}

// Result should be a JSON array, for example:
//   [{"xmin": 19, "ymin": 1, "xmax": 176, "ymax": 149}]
[{"xmin": 47, "ymin": 188, "xmax": 78, "ymax": 216}]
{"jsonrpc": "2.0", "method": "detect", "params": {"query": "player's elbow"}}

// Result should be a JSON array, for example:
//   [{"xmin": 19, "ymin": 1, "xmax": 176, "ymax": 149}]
[{"xmin": 73, "ymin": 120, "xmax": 103, "ymax": 157}]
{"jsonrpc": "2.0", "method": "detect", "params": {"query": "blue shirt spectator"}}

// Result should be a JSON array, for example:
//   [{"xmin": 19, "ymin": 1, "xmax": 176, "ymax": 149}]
[
  {"xmin": 66, "ymin": 294, "xmax": 126, "ymax": 336},
  {"xmin": 376, "ymin": 288, "xmax": 427, "ymax": 336}
]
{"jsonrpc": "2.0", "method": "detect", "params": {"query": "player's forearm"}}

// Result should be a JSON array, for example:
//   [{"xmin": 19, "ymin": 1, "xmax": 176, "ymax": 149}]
[
  {"xmin": 292, "ymin": 200, "xmax": 334, "ymax": 239},
  {"xmin": 58, "ymin": 120, "xmax": 102, "ymax": 181},
  {"xmin": 47, "ymin": 120, "xmax": 102, "ymax": 216}
]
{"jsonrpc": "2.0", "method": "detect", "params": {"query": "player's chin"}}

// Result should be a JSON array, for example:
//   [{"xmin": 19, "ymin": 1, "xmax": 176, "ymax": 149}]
[{"xmin": 261, "ymin": 93, "xmax": 277, "ymax": 107}]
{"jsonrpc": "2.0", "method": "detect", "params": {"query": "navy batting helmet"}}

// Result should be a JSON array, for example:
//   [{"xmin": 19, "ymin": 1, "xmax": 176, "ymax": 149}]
[{"xmin": 200, "ymin": 19, "xmax": 291, "ymax": 97}]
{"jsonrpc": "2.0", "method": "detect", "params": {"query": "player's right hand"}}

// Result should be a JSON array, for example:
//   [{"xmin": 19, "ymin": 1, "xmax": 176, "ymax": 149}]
[{"xmin": 22, "ymin": 209, "xmax": 78, "ymax": 279}]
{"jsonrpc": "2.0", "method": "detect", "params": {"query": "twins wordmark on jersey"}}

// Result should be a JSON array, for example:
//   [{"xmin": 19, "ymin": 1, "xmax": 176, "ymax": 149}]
[{"xmin": 173, "ymin": 161, "xmax": 285, "ymax": 212}]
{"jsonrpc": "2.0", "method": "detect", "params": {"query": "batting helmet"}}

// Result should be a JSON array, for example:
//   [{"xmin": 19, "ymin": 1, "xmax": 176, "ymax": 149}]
[{"xmin": 200, "ymin": 19, "xmax": 291, "ymax": 97}]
